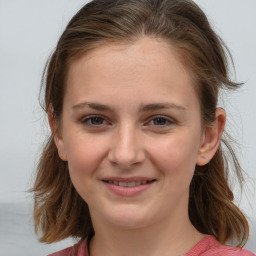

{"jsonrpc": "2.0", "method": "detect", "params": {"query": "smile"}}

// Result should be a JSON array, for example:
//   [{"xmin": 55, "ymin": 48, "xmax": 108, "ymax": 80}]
[
  {"xmin": 103, "ymin": 180, "xmax": 153, "ymax": 187},
  {"xmin": 101, "ymin": 178, "xmax": 156, "ymax": 196}
]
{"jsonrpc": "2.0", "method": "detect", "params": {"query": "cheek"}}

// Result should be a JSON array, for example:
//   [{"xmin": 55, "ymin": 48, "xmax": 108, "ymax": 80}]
[
  {"xmin": 148, "ymin": 132, "xmax": 200, "ymax": 178},
  {"xmin": 65, "ymin": 134, "xmax": 108, "ymax": 191}
]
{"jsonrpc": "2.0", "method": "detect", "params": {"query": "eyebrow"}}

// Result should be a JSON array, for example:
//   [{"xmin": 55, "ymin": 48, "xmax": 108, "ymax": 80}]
[
  {"xmin": 140, "ymin": 103, "xmax": 186, "ymax": 112},
  {"xmin": 72, "ymin": 102, "xmax": 187, "ymax": 112},
  {"xmin": 73, "ymin": 102, "xmax": 114, "ymax": 111}
]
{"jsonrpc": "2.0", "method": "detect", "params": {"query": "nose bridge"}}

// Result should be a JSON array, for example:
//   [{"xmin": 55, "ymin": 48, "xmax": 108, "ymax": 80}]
[{"xmin": 108, "ymin": 121, "xmax": 144, "ymax": 168}]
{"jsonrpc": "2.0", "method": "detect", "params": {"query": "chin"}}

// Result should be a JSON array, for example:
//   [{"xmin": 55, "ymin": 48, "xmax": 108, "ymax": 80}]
[{"xmin": 100, "ymin": 205, "xmax": 153, "ymax": 230}]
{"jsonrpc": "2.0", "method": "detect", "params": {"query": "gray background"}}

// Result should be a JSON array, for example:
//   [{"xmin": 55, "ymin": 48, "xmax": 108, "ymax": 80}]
[{"xmin": 0, "ymin": 0, "xmax": 255, "ymax": 255}]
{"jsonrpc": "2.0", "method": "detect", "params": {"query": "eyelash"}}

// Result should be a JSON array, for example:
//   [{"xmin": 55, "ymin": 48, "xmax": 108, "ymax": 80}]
[
  {"xmin": 80, "ymin": 115, "xmax": 175, "ymax": 128},
  {"xmin": 81, "ymin": 115, "xmax": 109, "ymax": 127},
  {"xmin": 147, "ymin": 115, "xmax": 175, "ymax": 127}
]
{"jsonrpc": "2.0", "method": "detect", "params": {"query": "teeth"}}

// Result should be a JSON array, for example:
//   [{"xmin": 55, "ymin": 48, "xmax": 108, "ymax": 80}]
[
  {"xmin": 119, "ymin": 182, "xmax": 127, "ymax": 187},
  {"xmin": 107, "ymin": 180, "xmax": 151, "ymax": 187},
  {"xmin": 127, "ymin": 182, "xmax": 135, "ymax": 187}
]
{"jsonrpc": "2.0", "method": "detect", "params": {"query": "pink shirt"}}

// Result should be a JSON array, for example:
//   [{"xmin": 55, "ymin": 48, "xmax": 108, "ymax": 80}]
[{"xmin": 48, "ymin": 235, "xmax": 255, "ymax": 256}]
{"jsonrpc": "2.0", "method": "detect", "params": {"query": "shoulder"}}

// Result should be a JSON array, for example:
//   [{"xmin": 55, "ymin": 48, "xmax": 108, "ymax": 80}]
[
  {"xmin": 48, "ymin": 240, "xmax": 88, "ymax": 256},
  {"xmin": 186, "ymin": 235, "xmax": 255, "ymax": 256}
]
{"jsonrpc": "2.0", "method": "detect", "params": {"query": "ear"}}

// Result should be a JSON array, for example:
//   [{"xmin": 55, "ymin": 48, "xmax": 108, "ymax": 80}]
[
  {"xmin": 196, "ymin": 108, "xmax": 226, "ymax": 166},
  {"xmin": 48, "ymin": 107, "xmax": 68, "ymax": 161}
]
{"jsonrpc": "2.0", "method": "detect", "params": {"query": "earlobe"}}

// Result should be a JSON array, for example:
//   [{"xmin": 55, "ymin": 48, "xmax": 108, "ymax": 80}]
[
  {"xmin": 196, "ymin": 108, "xmax": 226, "ymax": 166},
  {"xmin": 48, "ymin": 108, "xmax": 68, "ymax": 161}
]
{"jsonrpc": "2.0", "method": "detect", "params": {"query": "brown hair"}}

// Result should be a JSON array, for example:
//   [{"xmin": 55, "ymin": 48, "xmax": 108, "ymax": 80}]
[{"xmin": 32, "ymin": 0, "xmax": 249, "ymax": 247}]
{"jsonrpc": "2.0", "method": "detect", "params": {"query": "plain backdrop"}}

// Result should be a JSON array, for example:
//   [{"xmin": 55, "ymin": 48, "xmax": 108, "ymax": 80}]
[{"xmin": 0, "ymin": 0, "xmax": 255, "ymax": 252}]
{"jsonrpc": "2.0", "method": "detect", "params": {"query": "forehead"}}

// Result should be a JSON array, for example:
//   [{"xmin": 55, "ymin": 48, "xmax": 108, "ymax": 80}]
[{"xmin": 65, "ymin": 37, "xmax": 198, "ymax": 109}]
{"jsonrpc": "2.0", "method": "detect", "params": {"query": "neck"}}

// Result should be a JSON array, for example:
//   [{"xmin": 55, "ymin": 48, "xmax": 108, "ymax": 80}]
[{"xmin": 89, "ymin": 213, "xmax": 204, "ymax": 256}]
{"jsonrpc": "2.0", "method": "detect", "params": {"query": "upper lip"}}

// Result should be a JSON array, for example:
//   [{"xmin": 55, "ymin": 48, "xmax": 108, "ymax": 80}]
[{"xmin": 101, "ymin": 177, "xmax": 156, "ymax": 182}]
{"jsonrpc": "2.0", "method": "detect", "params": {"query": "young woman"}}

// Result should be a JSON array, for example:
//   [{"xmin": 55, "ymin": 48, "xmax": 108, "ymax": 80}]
[{"xmin": 32, "ymin": 0, "xmax": 255, "ymax": 255}]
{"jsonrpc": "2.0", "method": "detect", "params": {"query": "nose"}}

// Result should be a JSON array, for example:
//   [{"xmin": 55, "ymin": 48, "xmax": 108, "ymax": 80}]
[{"xmin": 108, "ymin": 123, "xmax": 145, "ymax": 169}]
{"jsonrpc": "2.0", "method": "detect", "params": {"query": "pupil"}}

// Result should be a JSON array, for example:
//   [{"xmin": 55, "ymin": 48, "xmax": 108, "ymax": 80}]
[
  {"xmin": 154, "ymin": 118, "xmax": 166, "ymax": 125},
  {"xmin": 92, "ymin": 117, "xmax": 103, "ymax": 124}
]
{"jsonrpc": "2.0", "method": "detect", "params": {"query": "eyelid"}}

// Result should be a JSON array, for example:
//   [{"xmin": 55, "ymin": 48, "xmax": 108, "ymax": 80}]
[
  {"xmin": 80, "ymin": 114, "xmax": 175, "ymax": 128},
  {"xmin": 146, "ymin": 115, "xmax": 176, "ymax": 127},
  {"xmin": 81, "ymin": 114, "xmax": 110, "ymax": 127}
]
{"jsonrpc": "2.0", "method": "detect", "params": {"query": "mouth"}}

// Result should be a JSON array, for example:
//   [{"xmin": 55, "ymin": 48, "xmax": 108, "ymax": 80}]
[
  {"xmin": 102, "ymin": 179, "xmax": 156, "ymax": 187},
  {"xmin": 102, "ymin": 178, "xmax": 156, "ymax": 196}
]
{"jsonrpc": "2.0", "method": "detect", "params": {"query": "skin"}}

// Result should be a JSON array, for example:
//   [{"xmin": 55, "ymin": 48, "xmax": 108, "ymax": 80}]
[{"xmin": 52, "ymin": 37, "xmax": 226, "ymax": 256}]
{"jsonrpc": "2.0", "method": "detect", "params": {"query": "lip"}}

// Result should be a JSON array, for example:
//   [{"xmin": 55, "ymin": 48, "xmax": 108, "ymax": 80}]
[
  {"xmin": 101, "ymin": 176, "xmax": 156, "ymax": 182},
  {"xmin": 101, "ymin": 177, "xmax": 156, "ymax": 197}
]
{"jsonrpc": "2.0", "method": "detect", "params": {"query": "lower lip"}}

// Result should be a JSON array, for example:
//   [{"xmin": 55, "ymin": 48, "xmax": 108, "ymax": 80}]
[{"xmin": 102, "ymin": 181, "xmax": 155, "ymax": 197}]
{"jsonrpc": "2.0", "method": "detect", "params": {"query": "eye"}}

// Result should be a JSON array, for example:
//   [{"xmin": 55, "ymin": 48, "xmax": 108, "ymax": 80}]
[
  {"xmin": 81, "ymin": 115, "xmax": 109, "ymax": 127},
  {"xmin": 147, "ymin": 115, "xmax": 175, "ymax": 127}
]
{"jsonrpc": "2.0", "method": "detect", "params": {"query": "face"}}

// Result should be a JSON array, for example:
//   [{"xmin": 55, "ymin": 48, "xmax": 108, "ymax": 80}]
[{"xmin": 54, "ymin": 37, "xmax": 215, "ymax": 230}]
